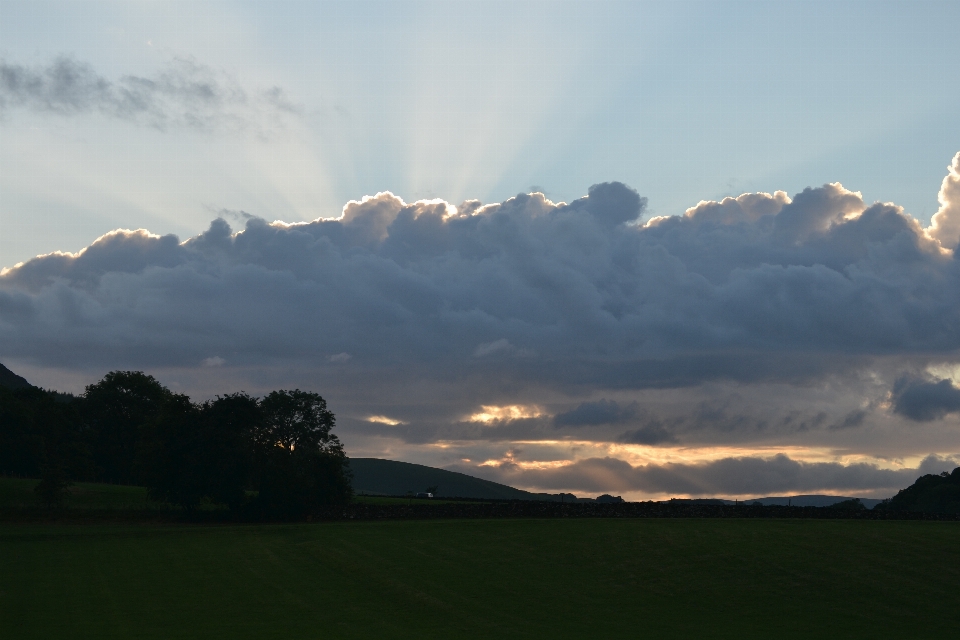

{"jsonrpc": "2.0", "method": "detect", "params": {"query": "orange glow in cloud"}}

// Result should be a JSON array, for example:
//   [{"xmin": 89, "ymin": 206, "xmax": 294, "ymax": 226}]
[
  {"xmin": 453, "ymin": 440, "xmax": 933, "ymax": 474},
  {"xmin": 467, "ymin": 405, "xmax": 544, "ymax": 423}
]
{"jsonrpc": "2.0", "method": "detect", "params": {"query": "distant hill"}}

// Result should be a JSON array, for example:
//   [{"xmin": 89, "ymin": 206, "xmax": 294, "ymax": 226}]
[
  {"xmin": 347, "ymin": 459, "xmax": 885, "ymax": 506},
  {"xmin": 348, "ymin": 458, "xmax": 586, "ymax": 502},
  {"xmin": 654, "ymin": 495, "xmax": 885, "ymax": 508},
  {"xmin": 0, "ymin": 362, "xmax": 31, "ymax": 389},
  {"xmin": 745, "ymin": 495, "xmax": 884, "ymax": 509}
]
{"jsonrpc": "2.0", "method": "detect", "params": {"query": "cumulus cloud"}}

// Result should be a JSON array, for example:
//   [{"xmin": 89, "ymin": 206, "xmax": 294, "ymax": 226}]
[
  {"xmin": 927, "ymin": 152, "xmax": 960, "ymax": 249},
  {"xmin": 4, "ymin": 157, "xmax": 960, "ymax": 494},
  {"xmin": 2, "ymin": 170, "xmax": 960, "ymax": 393},
  {"xmin": 458, "ymin": 453, "xmax": 960, "ymax": 497},
  {"xmin": 0, "ymin": 55, "xmax": 299, "ymax": 132}
]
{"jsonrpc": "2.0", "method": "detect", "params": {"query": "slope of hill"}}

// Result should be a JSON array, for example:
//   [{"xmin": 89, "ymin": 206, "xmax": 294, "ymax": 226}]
[
  {"xmin": 747, "ymin": 495, "xmax": 883, "ymax": 509},
  {"xmin": 348, "ymin": 459, "xmax": 886, "ymax": 506},
  {"xmin": 0, "ymin": 362, "xmax": 31, "ymax": 389},
  {"xmin": 348, "ymin": 458, "xmax": 571, "ymax": 501}
]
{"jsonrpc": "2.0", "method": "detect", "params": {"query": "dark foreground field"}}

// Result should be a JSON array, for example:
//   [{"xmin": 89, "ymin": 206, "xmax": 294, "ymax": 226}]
[{"xmin": 2, "ymin": 518, "xmax": 958, "ymax": 639}]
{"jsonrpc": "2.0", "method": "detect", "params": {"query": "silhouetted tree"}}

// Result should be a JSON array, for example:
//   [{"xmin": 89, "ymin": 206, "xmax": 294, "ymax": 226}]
[
  {"xmin": 199, "ymin": 393, "xmax": 261, "ymax": 510},
  {"xmin": 82, "ymin": 371, "xmax": 174, "ymax": 484},
  {"xmin": 828, "ymin": 498, "xmax": 866, "ymax": 511},
  {"xmin": 0, "ymin": 386, "xmax": 43, "ymax": 477},
  {"xmin": 256, "ymin": 390, "xmax": 342, "ymax": 454},
  {"xmin": 879, "ymin": 468, "xmax": 960, "ymax": 513},
  {"xmin": 4, "ymin": 371, "xmax": 350, "ymax": 520},
  {"xmin": 137, "ymin": 393, "xmax": 208, "ymax": 510},
  {"xmin": 250, "ymin": 390, "xmax": 351, "ymax": 518},
  {"xmin": 1, "ymin": 385, "xmax": 87, "ymax": 501},
  {"xmin": 138, "ymin": 392, "xmax": 263, "ymax": 512}
]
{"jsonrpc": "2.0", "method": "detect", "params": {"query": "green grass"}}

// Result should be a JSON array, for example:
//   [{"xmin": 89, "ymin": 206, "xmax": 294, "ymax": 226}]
[
  {"xmin": 1, "ymin": 518, "xmax": 958, "ymax": 638},
  {"xmin": 0, "ymin": 477, "xmax": 152, "ymax": 510},
  {"xmin": 0, "ymin": 477, "xmax": 470, "ymax": 511}
]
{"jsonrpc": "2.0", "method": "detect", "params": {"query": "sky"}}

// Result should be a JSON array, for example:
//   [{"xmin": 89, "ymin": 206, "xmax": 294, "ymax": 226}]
[{"xmin": 2, "ymin": 0, "xmax": 960, "ymax": 500}]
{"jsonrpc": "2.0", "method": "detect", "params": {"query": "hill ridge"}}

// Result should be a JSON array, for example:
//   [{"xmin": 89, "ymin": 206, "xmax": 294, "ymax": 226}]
[
  {"xmin": 348, "ymin": 458, "xmax": 582, "ymax": 502},
  {"xmin": 0, "ymin": 362, "xmax": 31, "ymax": 389},
  {"xmin": 348, "ymin": 458, "xmax": 888, "ymax": 507}
]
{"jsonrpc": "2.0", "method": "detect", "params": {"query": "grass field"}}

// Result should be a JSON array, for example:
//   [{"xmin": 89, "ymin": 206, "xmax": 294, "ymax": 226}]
[
  {"xmin": 0, "ymin": 477, "xmax": 152, "ymax": 510},
  {"xmin": 0, "ymin": 477, "xmax": 461, "ymax": 512},
  {"xmin": 2, "ymin": 518, "xmax": 958, "ymax": 639}
]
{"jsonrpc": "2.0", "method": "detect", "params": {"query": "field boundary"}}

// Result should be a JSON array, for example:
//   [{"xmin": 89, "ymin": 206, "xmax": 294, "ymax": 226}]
[
  {"xmin": 307, "ymin": 501, "xmax": 960, "ymax": 521},
  {"xmin": 3, "ymin": 500, "xmax": 959, "ymax": 524}
]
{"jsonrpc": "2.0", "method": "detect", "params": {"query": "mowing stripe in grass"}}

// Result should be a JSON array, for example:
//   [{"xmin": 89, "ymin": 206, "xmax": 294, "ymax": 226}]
[{"xmin": 1, "ymin": 518, "xmax": 958, "ymax": 639}]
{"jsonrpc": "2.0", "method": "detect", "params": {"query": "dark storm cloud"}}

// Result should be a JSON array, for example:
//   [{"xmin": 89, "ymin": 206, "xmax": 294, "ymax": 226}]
[
  {"xmin": 553, "ymin": 400, "xmax": 677, "ymax": 445},
  {"xmin": 458, "ymin": 454, "xmax": 960, "ymax": 497},
  {"xmin": 616, "ymin": 424, "xmax": 676, "ymax": 445},
  {"xmin": 554, "ymin": 399, "xmax": 637, "ymax": 426},
  {"xmin": 891, "ymin": 374, "xmax": 960, "ymax": 422},
  {"xmin": 828, "ymin": 409, "xmax": 867, "ymax": 431},
  {"xmin": 340, "ymin": 394, "xmax": 837, "ymax": 447},
  {"xmin": 0, "ymin": 56, "xmax": 298, "ymax": 131}
]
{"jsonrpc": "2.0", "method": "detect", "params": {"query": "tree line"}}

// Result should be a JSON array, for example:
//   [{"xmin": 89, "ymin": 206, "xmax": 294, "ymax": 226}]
[
  {"xmin": 875, "ymin": 467, "xmax": 960, "ymax": 514},
  {"xmin": 0, "ymin": 371, "xmax": 351, "ymax": 518}
]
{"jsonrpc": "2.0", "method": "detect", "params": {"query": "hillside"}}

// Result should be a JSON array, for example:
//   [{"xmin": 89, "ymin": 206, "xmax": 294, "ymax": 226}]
[
  {"xmin": 347, "ymin": 459, "xmax": 885, "ymax": 506},
  {"xmin": 748, "ymin": 495, "xmax": 883, "ymax": 509},
  {"xmin": 0, "ymin": 362, "xmax": 30, "ymax": 389},
  {"xmin": 348, "ymin": 458, "xmax": 574, "ymax": 501}
]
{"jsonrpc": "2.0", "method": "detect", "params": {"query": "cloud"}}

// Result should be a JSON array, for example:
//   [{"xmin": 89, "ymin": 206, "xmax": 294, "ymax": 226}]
[
  {"xmin": 616, "ymin": 423, "xmax": 676, "ymax": 445},
  {"xmin": 577, "ymin": 182, "xmax": 646, "ymax": 227},
  {"xmin": 3, "ymin": 157, "xmax": 960, "ymax": 474},
  {"xmin": 890, "ymin": 374, "xmax": 960, "ymax": 422},
  {"xmin": 0, "ymin": 56, "xmax": 110, "ymax": 114},
  {"xmin": 828, "ymin": 409, "xmax": 867, "ymax": 431},
  {"xmin": 458, "ymin": 453, "xmax": 960, "ymax": 497},
  {"xmin": 1, "ymin": 171, "xmax": 959, "ymax": 388},
  {"xmin": 473, "ymin": 339, "xmax": 513, "ymax": 358},
  {"xmin": 927, "ymin": 152, "xmax": 960, "ymax": 249},
  {"xmin": 0, "ymin": 55, "xmax": 299, "ymax": 132},
  {"xmin": 554, "ymin": 399, "xmax": 636, "ymax": 426}
]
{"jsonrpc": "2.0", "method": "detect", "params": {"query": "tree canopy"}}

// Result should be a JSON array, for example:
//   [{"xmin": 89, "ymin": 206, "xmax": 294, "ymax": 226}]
[
  {"xmin": 878, "ymin": 468, "xmax": 960, "ymax": 514},
  {"xmin": 0, "ymin": 372, "xmax": 351, "ymax": 518}
]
